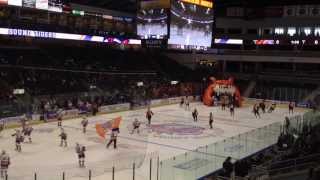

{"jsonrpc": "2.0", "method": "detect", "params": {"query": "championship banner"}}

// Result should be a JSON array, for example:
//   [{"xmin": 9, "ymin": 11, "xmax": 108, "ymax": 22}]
[{"xmin": 95, "ymin": 116, "xmax": 122, "ymax": 139}]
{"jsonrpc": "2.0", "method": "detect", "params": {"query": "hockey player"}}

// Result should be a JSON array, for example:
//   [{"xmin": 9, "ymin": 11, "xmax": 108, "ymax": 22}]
[
  {"xmin": 268, "ymin": 103, "xmax": 277, "ymax": 113},
  {"xmin": 22, "ymin": 125, "xmax": 33, "ymax": 143},
  {"xmin": 59, "ymin": 129, "xmax": 68, "ymax": 147},
  {"xmin": 0, "ymin": 121, "xmax": 4, "ymax": 134},
  {"xmin": 20, "ymin": 114, "xmax": 28, "ymax": 131},
  {"xmin": 185, "ymin": 97, "xmax": 190, "ymax": 111},
  {"xmin": 259, "ymin": 100, "xmax": 266, "ymax": 113},
  {"xmin": 106, "ymin": 129, "xmax": 118, "ymax": 149},
  {"xmin": 229, "ymin": 103, "xmax": 235, "ymax": 117},
  {"xmin": 180, "ymin": 97, "xmax": 184, "ymax": 108},
  {"xmin": 57, "ymin": 112, "xmax": 63, "ymax": 127},
  {"xmin": 221, "ymin": 95, "xmax": 226, "ymax": 111},
  {"xmin": 11, "ymin": 130, "xmax": 23, "ymax": 152},
  {"xmin": 146, "ymin": 107, "xmax": 154, "ymax": 126},
  {"xmin": 75, "ymin": 143, "xmax": 86, "ymax": 168},
  {"xmin": 192, "ymin": 108, "xmax": 198, "ymax": 122},
  {"xmin": 81, "ymin": 117, "xmax": 89, "ymax": 134},
  {"xmin": 209, "ymin": 112, "xmax": 214, "ymax": 129},
  {"xmin": 289, "ymin": 102, "xmax": 295, "ymax": 114},
  {"xmin": 253, "ymin": 104, "xmax": 261, "ymax": 118},
  {"xmin": 0, "ymin": 150, "xmax": 10, "ymax": 178},
  {"xmin": 131, "ymin": 118, "xmax": 141, "ymax": 134}
]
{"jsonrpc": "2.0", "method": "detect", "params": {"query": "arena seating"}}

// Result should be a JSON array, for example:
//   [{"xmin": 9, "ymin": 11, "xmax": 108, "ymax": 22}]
[
  {"xmin": 207, "ymin": 111, "xmax": 320, "ymax": 180},
  {"xmin": 0, "ymin": 46, "xmax": 201, "ymax": 118}
]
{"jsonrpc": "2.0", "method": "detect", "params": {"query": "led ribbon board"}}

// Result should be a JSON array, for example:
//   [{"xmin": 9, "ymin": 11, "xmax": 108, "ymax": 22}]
[{"xmin": 0, "ymin": 28, "xmax": 141, "ymax": 45}]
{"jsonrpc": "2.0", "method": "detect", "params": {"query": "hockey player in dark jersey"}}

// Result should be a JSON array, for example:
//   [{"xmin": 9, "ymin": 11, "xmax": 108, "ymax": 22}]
[
  {"xmin": 180, "ymin": 97, "xmax": 184, "ymax": 108},
  {"xmin": 106, "ymin": 129, "xmax": 119, "ymax": 149},
  {"xmin": 59, "ymin": 129, "xmax": 68, "ymax": 147},
  {"xmin": 192, "ymin": 108, "xmax": 198, "ymax": 122},
  {"xmin": 289, "ymin": 102, "xmax": 295, "ymax": 114},
  {"xmin": 0, "ymin": 121, "xmax": 4, "ymax": 135},
  {"xmin": 57, "ymin": 112, "xmax": 63, "ymax": 127},
  {"xmin": 0, "ymin": 150, "xmax": 10, "ymax": 178},
  {"xmin": 81, "ymin": 117, "xmax": 89, "ymax": 134},
  {"xmin": 146, "ymin": 107, "xmax": 154, "ymax": 126},
  {"xmin": 253, "ymin": 104, "xmax": 261, "ymax": 118},
  {"xmin": 11, "ymin": 130, "xmax": 23, "ymax": 152},
  {"xmin": 22, "ymin": 125, "xmax": 33, "ymax": 143},
  {"xmin": 259, "ymin": 100, "xmax": 266, "ymax": 114},
  {"xmin": 209, "ymin": 112, "xmax": 214, "ymax": 129},
  {"xmin": 75, "ymin": 143, "xmax": 86, "ymax": 168}
]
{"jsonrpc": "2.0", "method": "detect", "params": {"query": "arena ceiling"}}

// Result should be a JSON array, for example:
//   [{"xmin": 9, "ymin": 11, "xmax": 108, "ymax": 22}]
[{"xmin": 68, "ymin": 0, "xmax": 320, "ymax": 13}]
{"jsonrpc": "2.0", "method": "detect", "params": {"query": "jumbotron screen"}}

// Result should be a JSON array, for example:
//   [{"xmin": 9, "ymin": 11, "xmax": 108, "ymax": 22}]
[
  {"xmin": 137, "ymin": 0, "xmax": 170, "ymax": 39},
  {"xmin": 137, "ymin": 8, "xmax": 169, "ymax": 39},
  {"xmin": 168, "ymin": 0, "xmax": 214, "ymax": 48}
]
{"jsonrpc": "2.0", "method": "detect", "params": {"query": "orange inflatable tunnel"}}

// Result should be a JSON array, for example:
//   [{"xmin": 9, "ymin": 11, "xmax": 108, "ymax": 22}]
[{"xmin": 203, "ymin": 77, "xmax": 242, "ymax": 107}]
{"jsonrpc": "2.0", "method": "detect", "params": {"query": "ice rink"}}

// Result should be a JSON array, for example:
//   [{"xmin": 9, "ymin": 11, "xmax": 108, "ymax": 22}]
[{"xmin": 0, "ymin": 102, "xmax": 306, "ymax": 180}]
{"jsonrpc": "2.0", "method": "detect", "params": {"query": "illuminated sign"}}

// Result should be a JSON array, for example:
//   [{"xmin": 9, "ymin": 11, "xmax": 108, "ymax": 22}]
[
  {"xmin": 180, "ymin": 0, "xmax": 213, "ymax": 8},
  {"xmin": 253, "ymin": 40, "xmax": 275, "ymax": 45},
  {"xmin": 0, "ymin": 28, "xmax": 141, "ymax": 45},
  {"xmin": 215, "ymin": 39, "xmax": 243, "ymax": 45},
  {"xmin": 8, "ymin": 28, "xmax": 56, "ymax": 38}
]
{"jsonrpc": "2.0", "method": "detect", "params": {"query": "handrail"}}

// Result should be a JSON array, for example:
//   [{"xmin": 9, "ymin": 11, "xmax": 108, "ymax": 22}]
[
  {"xmin": 0, "ymin": 64, "xmax": 158, "ymax": 75},
  {"xmin": 266, "ymin": 153, "xmax": 320, "ymax": 169},
  {"xmin": 268, "ymin": 162, "xmax": 316, "ymax": 174},
  {"xmin": 216, "ymin": 176, "xmax": 249, "ymax": 180}
]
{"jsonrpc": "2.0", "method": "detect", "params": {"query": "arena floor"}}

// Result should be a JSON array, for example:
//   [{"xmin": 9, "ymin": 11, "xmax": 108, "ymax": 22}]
[{"xmin": 0, "ymin": 102, "xmax": 306, "ymax": 180}]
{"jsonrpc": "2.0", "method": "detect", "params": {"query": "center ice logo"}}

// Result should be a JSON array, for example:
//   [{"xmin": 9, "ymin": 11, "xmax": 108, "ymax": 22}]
[{"xmin": 150, "ymin": 123, "xmax": 205, "ymax": 136}]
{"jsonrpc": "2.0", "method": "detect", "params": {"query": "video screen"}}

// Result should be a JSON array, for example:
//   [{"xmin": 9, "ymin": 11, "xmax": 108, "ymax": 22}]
[
  {"xmin": 168, "ymin": 0, "xmax": 214, "ymax": 47},
  {"xmin": 48, "ymin": 0, "xmax": 62, "ymax": 12},
  {"xmin": 36, "ymin": 0, "xmax": 49, "ymax": 10},
  {"xmin": 137, "ymin": 8, "xmax": 169, "ymax": 39},
  {"xmin": 22, "ymin": 0, "xmax": 36, "ymax": 8},
  {"xmin": 8, "ymin": 0, "xmax": 22, "ymax": 6}
]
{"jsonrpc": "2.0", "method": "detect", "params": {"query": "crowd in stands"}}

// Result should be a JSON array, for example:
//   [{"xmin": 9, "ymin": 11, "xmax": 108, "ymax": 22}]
[
  {"xmin": 0, "ymin": 46, "xmax": 201, "ymax": 118},
  {"xmin": 0, "ymin": 6, "xmax": 135, "ymax": 38}
]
